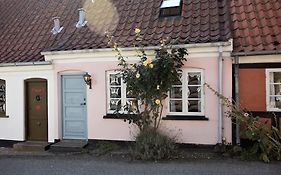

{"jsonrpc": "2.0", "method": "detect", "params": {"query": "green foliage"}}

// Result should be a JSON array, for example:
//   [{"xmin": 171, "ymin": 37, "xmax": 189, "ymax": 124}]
[
  {"xmin": 107, "ymin": 29, "xmax": 188, "ymax": 130},
  {"xmin": 107, "ymin": 28, "xmax": 185, "ymax": 160},
  {"xmin": 132, "ymin": 126, "xmax": 178, "ymax": 160},
  {"xmin": 206, "ymin": 83, "xmax": 281, "ymax": 163}
]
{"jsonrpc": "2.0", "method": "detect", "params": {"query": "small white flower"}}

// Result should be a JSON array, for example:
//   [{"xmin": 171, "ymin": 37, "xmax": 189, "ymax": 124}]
[
  {"xmin": 243, "ymin": 113, "xmax": 249, "ymax": 117},
  {"xmin": 136, "ymin": 72, "xmax": 140, "ymax": 79}
]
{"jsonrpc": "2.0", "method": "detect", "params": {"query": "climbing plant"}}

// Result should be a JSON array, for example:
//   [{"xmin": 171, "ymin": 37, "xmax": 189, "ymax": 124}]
[
  {"xmin": 107, "ymin": 28, "xmax": 188, "ymax": 131},
  {"xmin": 206, "ymin": 83, "xmax": 281, "ymax": 163}
]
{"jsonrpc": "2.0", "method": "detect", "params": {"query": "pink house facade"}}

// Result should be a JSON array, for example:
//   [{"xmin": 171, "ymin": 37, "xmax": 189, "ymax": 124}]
[
  {"xmin": 42, "ymin": 43, "xmax": 233, "ymax": 144},
  {"xmin": 0, "ymin": 0, "xmax": 233, "ymax": 145}
]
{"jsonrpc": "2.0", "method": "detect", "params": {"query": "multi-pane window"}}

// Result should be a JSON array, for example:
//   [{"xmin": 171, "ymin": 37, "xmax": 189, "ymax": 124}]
[
  {"xmin": 107, "ymin": 71, "xmax": 137, "ymax": 114},
  {"xmin": 0, "ymin": 79, "xmax": 6, "ymax": 117},
  {"xmin": 267, "ymin": 70, "xmax": 281, "ymax": 110},
  {"xmin": 168, "ymin": 69, "xmax": 204, "ymax": 115}
]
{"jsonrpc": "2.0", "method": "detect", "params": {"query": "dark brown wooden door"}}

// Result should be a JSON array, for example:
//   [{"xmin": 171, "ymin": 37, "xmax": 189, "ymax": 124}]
[{"xmin": 26, "ymin": 79, "xmax": 48, "ymax": 141}]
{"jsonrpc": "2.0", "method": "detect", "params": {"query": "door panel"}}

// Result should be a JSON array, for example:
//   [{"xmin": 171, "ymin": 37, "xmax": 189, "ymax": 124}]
[
  {"xmin": 62, "ymin": 75, "xmax": 87, "ymax": 139},
  {"xmin": 26, "ymin": 80, "xmax": 48, "ymax": 141}
]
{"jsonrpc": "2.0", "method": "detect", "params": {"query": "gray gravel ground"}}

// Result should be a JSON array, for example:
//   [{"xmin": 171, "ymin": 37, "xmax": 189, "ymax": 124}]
[{"xmin": 0, "ymin": 154, "xmax": 280, "ymax": 175}]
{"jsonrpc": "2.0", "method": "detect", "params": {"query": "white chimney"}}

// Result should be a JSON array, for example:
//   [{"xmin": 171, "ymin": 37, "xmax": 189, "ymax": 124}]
[
  {"xmin": 51, "ymin": 17, "xmax": 63, "ymax": 35},
  {"xmin": 76, "ymin": 8, "xmax": 87, "ymax": 28}
]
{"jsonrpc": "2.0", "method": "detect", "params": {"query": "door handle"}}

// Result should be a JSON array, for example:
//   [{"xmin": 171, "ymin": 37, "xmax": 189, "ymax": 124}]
[{"xmin": 80, "ymin": 102, "xmax": 86, "ymax": 106}]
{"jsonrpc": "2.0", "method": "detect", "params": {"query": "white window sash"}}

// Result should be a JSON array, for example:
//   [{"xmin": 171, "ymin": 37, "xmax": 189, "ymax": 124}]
[
  {"xmin": 266, "ymin": 69, "xmax": 281, "ymax": 111},
  {"xmin": 107, "ymin": 71, "xmax": 122, "ymax": 114},
  {"xmin": 168, "ymin": 69, "xmax": 205, "ymax": 116},
  {"xmin": 106, "ymin": 71, "xmax": 137, "ymax": 114}
]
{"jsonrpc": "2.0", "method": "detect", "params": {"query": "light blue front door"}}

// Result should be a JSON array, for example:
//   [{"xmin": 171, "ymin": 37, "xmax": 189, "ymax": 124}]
[{"xmin": 62, "ymin": 75, "xmax": 87, "ymax": 139}]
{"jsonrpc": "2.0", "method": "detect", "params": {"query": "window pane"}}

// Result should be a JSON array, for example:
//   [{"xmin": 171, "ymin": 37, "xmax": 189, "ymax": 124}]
[
  {"xmin": 110, "ymin": 74, "xmax": 121, "ymax": 85},
  {"xmin": 269, "ymin": 96, "xmax": 281, "ymax": 109},
  {"xmin": 0, "ymin": 80, "xmax": 5, "ymax": 115},
  {"xmin": 170, "ymin": 100, "xmax": 182, "ymax": 112},
  {"xmin": 126, "ymin": 99, "xmax": 138, "ymax": 112},
  {"xmin": 188, "ymin": 86, "xmax": 201, "ymax": 98},
  {"xmin": 271, "ymin": 72, "xmax": 281, "ymax": 83},
  {"xmin": 109, "ymin": 99, "xmax": 121, "ymax": 111},
  {"xmin": 188, "ymin": 100, "xmax": 201, "ymax": 112},
  {"xmin": 174, "ymin": 73, "xmax": 182, "ymax": 85},
  {"xmin": 188, "ymin": 72, "xmax": 201, "ymax": 85},
  {"xmin": 0, "ymin": 94, "xmax": 5, "ymax": 113},
  {"xmin": 126, "ymin": 90, "xmax": 136, "ymax": 98},
  {"xmin": 170, "ymin": 87, "xmax": 182, "ymax": 98},
  {"xmin": 110, "ymin": 87, "xmax": 121, "ymax": 98},
  {"xmin": 161, "ymin": 0, "xmax": 181, "ymax": 8},
  {"xmin": 270, "ymin": 84, "xmax": 281, "ymax": 95}
]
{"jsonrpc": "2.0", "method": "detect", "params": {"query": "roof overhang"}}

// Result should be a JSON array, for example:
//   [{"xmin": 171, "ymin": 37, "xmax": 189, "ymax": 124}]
[
  {"xmin": 232, "ymin": 50, "xmax": 281, "ymax": 57},
  {"xmin": 41, "ymin": 40, "xmax": 233, "ymax": 63}
]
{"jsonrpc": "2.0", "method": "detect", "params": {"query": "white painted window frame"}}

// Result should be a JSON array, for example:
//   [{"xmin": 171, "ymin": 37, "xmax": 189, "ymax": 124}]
[
  {"xmin": 167, "ymin": 69, "xmax": 205, "ymax": 116},
  {"xmin": 266, "ymin": 69, "xmax": 281, "ymax": 111},
  {"xmin": 106, "ymin": 70, "xmax": 136, "ymax": 114}
]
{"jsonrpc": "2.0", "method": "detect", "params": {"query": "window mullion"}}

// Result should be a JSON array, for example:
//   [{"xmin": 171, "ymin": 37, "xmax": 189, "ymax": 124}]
[
  {"xmin": 121, "ymin": 79, "xmax": 124, "ymax": 106},
  {"xmin": 107, "ymin": 73, "xmax": 111, "ymax": 112},
  {"xmin": 183, "ymin": 71, "xmax": 187, "ymax": 113},
  {"xmin": 200, "ymin": 73, "xmax": 203, "ymax": 113}
]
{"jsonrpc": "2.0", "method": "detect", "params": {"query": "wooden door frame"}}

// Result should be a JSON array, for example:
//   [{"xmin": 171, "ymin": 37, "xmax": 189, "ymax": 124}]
[{"xmin": 24, "ymin": 78, "xmax": 48, "ymax": 141}]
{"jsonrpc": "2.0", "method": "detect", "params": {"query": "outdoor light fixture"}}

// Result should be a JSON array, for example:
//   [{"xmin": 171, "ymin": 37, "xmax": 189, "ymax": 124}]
[{"xmin": 83, "ymin": 72, "xmax": 92, "ymax": 89}]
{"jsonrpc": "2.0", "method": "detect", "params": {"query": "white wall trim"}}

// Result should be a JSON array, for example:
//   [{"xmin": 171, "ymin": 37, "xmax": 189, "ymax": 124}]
[
  {"xmin": 237, "ymin": 55, "xmax": 281, "ymax": 64},
  {"xmin": 0, "ymin": 65, "xmax": 53, "ymax": 73},
  {"xmin": 42, "ymin": 40, "xmax": 232, "ymax": 55},
  {"xmin": 42, "ymin": 40, "xmax": 233, "ymax": 63}
]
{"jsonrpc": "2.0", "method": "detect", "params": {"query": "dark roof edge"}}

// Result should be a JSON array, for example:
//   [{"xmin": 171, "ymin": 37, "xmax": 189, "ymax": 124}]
[{"xmin": 231, "ymin": 50, "xmax": 281, "ymax": 57}]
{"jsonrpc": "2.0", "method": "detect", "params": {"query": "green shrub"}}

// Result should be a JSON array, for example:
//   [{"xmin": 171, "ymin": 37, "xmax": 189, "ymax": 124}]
[{"xmin": 132, "ymin": 127, "xmax": 178, "ymax": 160}]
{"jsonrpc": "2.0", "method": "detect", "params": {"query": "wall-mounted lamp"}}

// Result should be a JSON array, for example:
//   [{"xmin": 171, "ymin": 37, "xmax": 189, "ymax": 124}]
[{"xmin": 83, "ymin": 72, "xmax": 92, "ymax": 89}]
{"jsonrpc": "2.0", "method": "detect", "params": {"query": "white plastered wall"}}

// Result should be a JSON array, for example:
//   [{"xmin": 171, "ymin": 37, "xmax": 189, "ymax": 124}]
[{"xmin": 0, "ymin": 65, "xmax": 55, "ymax": 142}]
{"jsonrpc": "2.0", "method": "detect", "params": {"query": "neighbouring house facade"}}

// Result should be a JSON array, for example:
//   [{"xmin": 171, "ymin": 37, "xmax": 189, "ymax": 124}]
[
  {"xmin": 0, "ymin": 0, "xmax": 233, "ymax": 145},
  {"xmin": 230, "ymin": 0, "xmax": 281, "ymax": 142}
]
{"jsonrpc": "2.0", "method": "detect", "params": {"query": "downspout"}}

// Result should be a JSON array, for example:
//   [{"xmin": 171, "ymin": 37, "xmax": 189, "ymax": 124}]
[
  {"xmin": 234, "ymin": 56, "xmax": 240, "ymax": 145},
  {"xmin": 218, "ymin": 45, "xmax": 223, "ymax": 144}
]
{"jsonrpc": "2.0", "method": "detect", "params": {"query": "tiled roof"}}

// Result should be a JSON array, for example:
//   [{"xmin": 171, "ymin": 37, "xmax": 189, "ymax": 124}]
[
  {"xmin": 0, "ymin": 0, "xmax": 231, "ymax": 64},
  {"xmin": 230, "ymin": 0, "xmax": 281, "ymax": 53}
]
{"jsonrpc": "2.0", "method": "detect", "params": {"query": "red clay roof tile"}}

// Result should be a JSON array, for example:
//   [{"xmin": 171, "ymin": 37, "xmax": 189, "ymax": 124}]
[
  {"xmin": 231, "ymin": 0, "xmax": 281, "ymax": 53},
  {"xmin": 0, "ymin": 0, "xmax": 231, "ymax": 63}
]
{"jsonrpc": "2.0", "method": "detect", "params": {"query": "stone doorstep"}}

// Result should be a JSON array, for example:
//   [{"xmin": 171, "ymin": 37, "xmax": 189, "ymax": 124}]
[
  {"xmin": 49, "ymin": 140, "xmax": 88, "ymax": 153},
  {"xmin": 13, "ymin": 141, "xmax": 50, "ymax": 152}
]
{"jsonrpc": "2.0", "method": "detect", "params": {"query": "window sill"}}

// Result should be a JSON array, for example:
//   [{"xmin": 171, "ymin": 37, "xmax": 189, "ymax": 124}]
[
  {"xmin": 163, "ymin": 115, "xmax": 208, "ymax": 121},
  {"xmin": 0, "ymin": 115, "xmax": 9, "ymax": 118},
  {"xmin": 103, "ymin": 114, "xmax": 138, "ymax": 120},
  {"xmin": 103, "ymin": 114, "xmax": 208, "ymax": 121}
]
